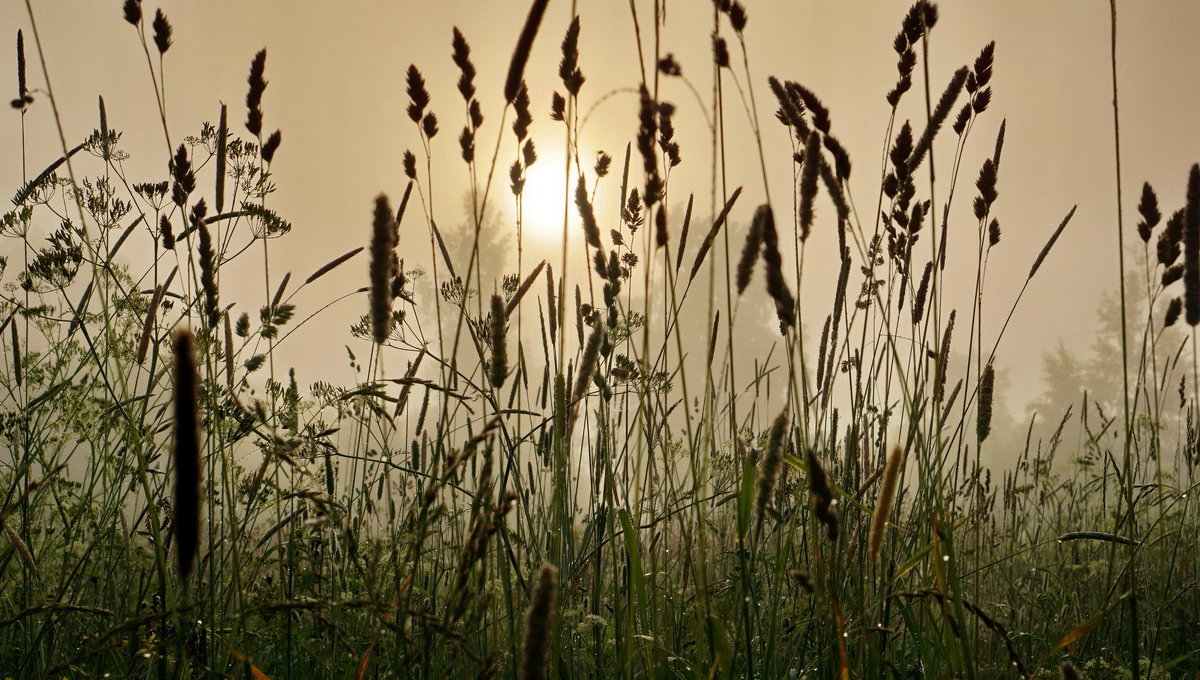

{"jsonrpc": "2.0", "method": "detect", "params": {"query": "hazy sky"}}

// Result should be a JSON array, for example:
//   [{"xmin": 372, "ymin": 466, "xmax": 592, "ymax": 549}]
[{"xmin": 4, "ymin": 1, "xmax": 1200, "ymax": 414}]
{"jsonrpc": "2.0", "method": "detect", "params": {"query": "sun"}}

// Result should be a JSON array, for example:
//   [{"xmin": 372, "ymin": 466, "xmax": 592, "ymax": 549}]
[{"xmin": 511, "ymin": 146, "xmax": 569, "ymax": 245}]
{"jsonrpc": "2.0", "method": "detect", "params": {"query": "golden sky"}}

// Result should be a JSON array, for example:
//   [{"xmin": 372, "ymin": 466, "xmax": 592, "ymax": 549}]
[{"xmin": 4, "ymin": 1, "xmax": 1200, "ymax": 411}]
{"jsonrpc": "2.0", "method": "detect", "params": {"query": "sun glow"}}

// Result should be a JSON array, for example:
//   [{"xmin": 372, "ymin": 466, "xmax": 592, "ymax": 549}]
[{"xmin": 512, "ymin": 146, "xmax": 570, "ymax": 245}]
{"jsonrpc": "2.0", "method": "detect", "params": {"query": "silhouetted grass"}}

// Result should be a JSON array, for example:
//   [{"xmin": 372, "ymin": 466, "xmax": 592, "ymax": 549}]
[{"xmin": 0, "ymin": 2, "xmax": 1196, "ymax": 679}]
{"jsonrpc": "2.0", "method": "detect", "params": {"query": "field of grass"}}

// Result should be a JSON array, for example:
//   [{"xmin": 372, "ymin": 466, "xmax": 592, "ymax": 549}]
[{"xmin": 1, "ymin": 1, "xmax": 1198, "ymax": 678}]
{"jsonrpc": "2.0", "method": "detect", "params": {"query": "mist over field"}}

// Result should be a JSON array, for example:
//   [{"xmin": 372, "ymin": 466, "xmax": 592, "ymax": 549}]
[{"xmin": 1, "ymin": 1, "xmax": 1198, "ymax": 678}]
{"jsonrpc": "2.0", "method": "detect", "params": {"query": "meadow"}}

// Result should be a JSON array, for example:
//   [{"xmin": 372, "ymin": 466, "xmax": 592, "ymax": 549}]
[{"xmin": 1, "ymin": 1, "xmax": 1197, "ymax": 678}]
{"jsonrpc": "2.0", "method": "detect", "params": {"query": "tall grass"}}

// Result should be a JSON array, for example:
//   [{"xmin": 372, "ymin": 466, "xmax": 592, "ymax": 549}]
[{"xmin": 0, "ymin": 2, "xmax": 1197, "ymax": 678}]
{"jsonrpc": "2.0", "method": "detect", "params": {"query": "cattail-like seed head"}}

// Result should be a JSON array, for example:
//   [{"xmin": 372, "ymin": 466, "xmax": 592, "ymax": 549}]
[
  {"xmin": 10, "ymin": 321, "xmax": 21, "ymax": 387},
  {"xmin": 172, "ymin": 329, "xmax": 202, "ymax": 579},
  {"xmin": 506, "ymin": 0, "xmax": 550, "ymax": 104},
  {"xmin": 519, "ymin": 564, "xmax": 558, "ymax": 680},
  {"xmin": 370, "ymin": 194, "xmax": 396, "ymax": 343},
  {"xmin": 977, "ymin": 362, "xmax": 995, "ymax": 441},
  {"xmin": 1060, "ymin": 661, "xmax": 1082, "ymax": 680},
  {"xmin": 869, "ymin": 445, "xmax": 905, "ymax": 561},
  {"xmin": 490, "ymin": 294, "xmax": 507, "ymax": 388},
  {"xmin": 215, "ymin": 104, "xmax": 227, "ymax": 213},
  {"xmin": 754, "ymin": 411, "xmax": 788, "ymax": 539},
  {"xmin": 223, "ymin": 311, "xmax": 235, "ymax": 389},
  {"xmin": 1186, "ymin": 165, "xmax": 1200, "ymax": 325},
  {"xmin": 15, "ymin": 30, "xmax": 30, "ymax": 108}
]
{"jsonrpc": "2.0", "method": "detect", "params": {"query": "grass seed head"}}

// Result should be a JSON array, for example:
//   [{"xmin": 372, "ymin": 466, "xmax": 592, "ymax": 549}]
[
  {"xmin": 806, "ymin": 448, "xmax": 838, "ymax": 542},
  {"xmin": 172, "ymin": 329, "xmax": 202, "ymax": 580},
  {"xmin": 370, "ymin": 194, "xmax": 396, "ymax": 343},
  {"xmin": 754, "ymin": 411, "xmax": 788, "ymax": 539},
  {"xmin": 152, "ymin": 9, "xmax": 172, "ymax": 54},
  {"xmin": 869, "ymin": 445, "xmax": 905, "ymax": 561},
  {"xmin": 246, "ymin": 49, "xmax": 267, "ymax": 136},
  {"xmin": 1186, "ymin": 164, "xmax": 1200, "ymax": 324},
  {"xmin": 506, "ymin": 0, "xmax": 551, "ymax": 104},
  {"xmin": 977, "ymin": 362, "xmax": 995, "ymax": 441},
  {"xmin": 490, "ymin": 294, "xmax": 507, "ymax": 388},
  {"xmin": 520, "ymin": 564, "xmax": 558, "ymax": 680}
]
